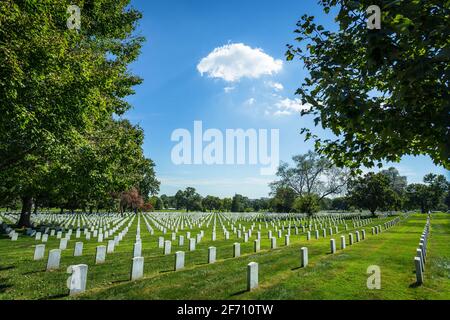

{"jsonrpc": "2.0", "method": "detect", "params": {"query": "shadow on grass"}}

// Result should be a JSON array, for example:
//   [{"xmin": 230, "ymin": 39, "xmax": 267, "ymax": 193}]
[
  {"xmin": 160, "ymin": 269, "xmax": 174, "ymax": 273},
  {"xmin": 40, "ymin": 293, "xmax": 68, "ymax": 300},
  {"xmin": 409, "ymin": 282, "xmax": 422, "ymax": 288},
  {"xmin": 230, "ymin": 289, "xmax": 247, "ymax": 297},
  {"xmin": 0, "ymin": 265, "xmax": 15, "ymax": 272},
  {"xmin": 0, "ymin": 278, "xmax": 12, "ymax": 293},
  {"xmin": 111, "ymin": 279, "xmax": 129, "ymax": 284},
  {"xmin": 22, "ymin": 269, "xmax": 46, "ymax": 275}
]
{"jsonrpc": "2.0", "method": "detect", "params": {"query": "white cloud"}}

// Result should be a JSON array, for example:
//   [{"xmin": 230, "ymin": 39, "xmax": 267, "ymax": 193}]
[
  {"xmin": 197, "ymin": 43, "xmax": 283, "ymax": 82},
  {"xmin": 273, "ymin": 110, "xmax": 292, "ymax": 116},
  {"xmin": 266, "ymin": 81, "xmax": 284, "ymax": 91},
  {"xmin": 273, "ymin": 98, "xmax": 312, "ymax": 116},
  {"xmin": 224, "ymin": 86, "xmax": 235, "ymax": 93},
  {"xmin": 245, "ymin": 98, "xmax": 256, "ymax": 106}
]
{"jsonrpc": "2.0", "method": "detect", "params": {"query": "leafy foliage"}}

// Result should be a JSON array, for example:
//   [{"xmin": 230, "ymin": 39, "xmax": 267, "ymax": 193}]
[
  {"xmin": 286, "ymin": 0, "xmax": 450, "ymax": 170},
  {"xmin": 0, "ymin": 1, "xmax": 160, "ymax": 226},
  {"xmin": 348, "ymin": 171, "xmax": 400, "ymax": 215}
]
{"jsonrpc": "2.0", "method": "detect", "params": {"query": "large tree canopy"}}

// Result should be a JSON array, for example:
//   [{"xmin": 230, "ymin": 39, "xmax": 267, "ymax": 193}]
[
  {"xmin": 348, "ymin": 172, "xmax": 399, "ymax": 215},
  {"xmin": 0, "ymin": 0, "xmax": 144, "ymax": 171},
  {"xmin": 286, "ymin": 0, "xmax": 449, "ymax": 170},
  {"xmin": 0, "ymin": 1, "xmax": 157, "ymax": 227}
]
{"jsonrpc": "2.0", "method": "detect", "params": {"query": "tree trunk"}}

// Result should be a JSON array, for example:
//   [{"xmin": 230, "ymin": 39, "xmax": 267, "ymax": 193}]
[
  {"xmin": 18, "ymin": 195, "xmax": 33, "ymax": 228},
  {"xmin": 60, "ymin": 207, "xmax": 64, "ymax": 214}
]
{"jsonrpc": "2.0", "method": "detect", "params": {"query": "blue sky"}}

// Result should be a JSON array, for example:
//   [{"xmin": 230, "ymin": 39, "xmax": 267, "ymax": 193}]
[{"xmin": 123, "ymin": 0, "xmax": 448, "ymax": 198}]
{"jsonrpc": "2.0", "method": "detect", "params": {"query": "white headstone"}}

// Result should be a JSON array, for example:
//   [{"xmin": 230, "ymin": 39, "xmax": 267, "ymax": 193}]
[
  {"xmin": 47, "ymin": 249, "xmax": 61, "ymax": 270},
  {"xmin": 254, "ymin": 239, "xmax": 260, "ymax": 252},
  {"xmin": 164, "ymin": 240, "xmax": 172, "ymax": 255},
  {"xmin": 300, "ymin": 247, "xmax": 308, "ymax": 267},
  {"xmin": 340, "ymin": 235, "xmax": 346, "ymax": 249},
  {"xmin": 34, "ymin": 244, "xmax": 45, "ymax": 260},
  {"xmin": 208, "ymin": 246, "xmax": 216, "ymax": 264},
  {"xmin": 284, "ymin": 234, "xmax": 290, "ymax": 246},
  {"xmin": 233, "ymin": 243, "xmax": 240, "ymax": 257},
  {"xmin": 189, "ymin": 238, "xmax": 196, "ymax": 251},
  {"xmin": 175, "ymin": 251, "xmax": 185, "ymax": 271},
  {"xmin": 133, "ymin": 242, "xmax": 142, "ymax": 257},
  {"xmin": 67, "ymin": 264, "xmax": 88, "ymax": 295},
  {"xmin": 59, "ymin": 238, "xmax": 68, "ymax": 250},
  {"xmin": 73, "ymin": 242, "xmax": 83, "ymax": 256},
  {"xmin": 247, "ymin": 262, "xmax": 258, "ymax": 291},
  {"xmin": 131, "ymin": 257, "xmax": 144, "ymax": 281},
  {"xmin": 330, "ymin": 239, "xmax": 336, "ymax": 254},
  {"xmin": 271, "ymin": 237, "xmax": 277, "ymax": 249},
  {"xmin": 95, "ymin": 245, "xmax": 106, "ymax": 264}
]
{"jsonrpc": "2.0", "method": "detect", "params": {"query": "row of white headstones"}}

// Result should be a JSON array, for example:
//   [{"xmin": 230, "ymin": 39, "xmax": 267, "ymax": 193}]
[
  {"xmin": 414, "ymin": 216, "xmax": 430, "ymax": 285},
  {"xmin": 51, "ymin": 215, "xmax": 394, "ymax": 295},
  {"xmin": 1, "ymin": 211, "xmax": 401, "ymax": 296}
]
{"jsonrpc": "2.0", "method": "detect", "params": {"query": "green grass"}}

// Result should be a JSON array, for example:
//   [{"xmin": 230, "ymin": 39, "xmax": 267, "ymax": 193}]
[{"xmin": 0, "ymin": 213, "xmax": 448, "ymax": 300}]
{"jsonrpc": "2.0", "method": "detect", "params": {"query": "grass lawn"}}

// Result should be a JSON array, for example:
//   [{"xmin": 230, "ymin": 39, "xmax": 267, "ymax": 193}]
[{"xmin": 0, "ymin": 213, "xmax": 448, "ymax": 300}]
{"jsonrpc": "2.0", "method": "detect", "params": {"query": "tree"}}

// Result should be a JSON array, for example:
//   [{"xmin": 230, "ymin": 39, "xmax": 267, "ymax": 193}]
[
  {"xmin": 405, "ymin": 183, "xmax": 433, "ymax": 213},
  {"xmin": 292, "ymin": 194, "xmax": 321, "ymax": 214},
  {"xmin": 286, "ymin": 1, "xmax": 450, "ymax": 170},
  {"xmin": 379, "ymin": 167, "xmax": 407, "ymax": 210},
  {"xmin": 221, "ymin": 198, "xmax": 232, "ymax": 212},
  {"xmin": 119, "ymin": 187, "xmax": 143, "ymax": 213},
  {"xmin": 174, "ymin": 190, "xmax": 186, "ymax": 210},
  {"xmin": 405, "ymin": 173, "xmax": 449, "ymax": 212},
  {"xmin": 330, "ymin": 197, "xmax": 350, "ymax": 211},
  {"xmin": 424, "ymin": 173, "xmax": 449, "ymax": 207},
  {"xmin": 1, "ymin": 1, "xmax": 145, "ymax": 226},
  {"xmin": 138, "ymin": 159, "xmax": 160, "ymax": 202},
  {"xmin": 202, "ymin": 196, "xmax": 221, "ymax": 212},
  {"xmin": 149, "ymin": 196, "xmax": 163, "ymax": 210},
  {"xmin": 142, "ymin": 202, "xmax": 154, "ymax": 212},
  {"xmin": 173, "ymin": 187, "xmax": 203, "ymax": 212},
  {"xmin": 270, "ymin": 187, "xmax": 296, "ymax": 213},
  {"xmin": 348, "ymin": 172, "xmax": 398, "ymax": 215},
  {"xmin": 252, "ymin": 198, "xmax": 270, "ymax": 212},
  {"xmin": 380, "ymin": 167, "xmax": 407, "ymax": 195},
  {"xmin": 231, "ymin": 194, "xmax": 248, "ymax": 212},
  {"xmin": 270, "ymin": 151, "xmax": 348, "ymax": 206},
  {"xmin": 183, "ymin": 187, "xmax": 202, "ymax": 212},
  {"xmin": 444, "ymin": 190, "xmax": 450, "ymax": 211}
]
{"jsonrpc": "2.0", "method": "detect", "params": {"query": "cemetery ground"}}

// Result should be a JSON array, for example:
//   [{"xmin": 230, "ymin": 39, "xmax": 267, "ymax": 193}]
[{"xmin": 0, "ymin": 212, "xmax": 449, "ymax": 300}]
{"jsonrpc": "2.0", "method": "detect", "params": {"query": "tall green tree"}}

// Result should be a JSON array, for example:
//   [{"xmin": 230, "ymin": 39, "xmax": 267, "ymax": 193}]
[
  {"xmin": 348, "ymin": 172, "xmax": 398, "ymax": 215},
  {"xmin": 138, "ymin": 158, "xmax": 160, "ymax": 202},
  {"xmin": 292, "ymin": 194, "xmax": 321, "ymax": 214},
  {"xmin": 0, "ymin": 0, "xmax": 145, "ymax": 226},
  {"xmin": 406, "ymin": 173, "xmax": 449, "ymax": 212},
  {"xmin": 231, "ymin": 194, "xmax": 248, "ymax": 212},
  {"xmin": 286, "ymin": 0, "xmax": 450, "ymax": 170},
  {"xmin": 270, "ymin": 187, "xmax": 296, "ymax": 213}
]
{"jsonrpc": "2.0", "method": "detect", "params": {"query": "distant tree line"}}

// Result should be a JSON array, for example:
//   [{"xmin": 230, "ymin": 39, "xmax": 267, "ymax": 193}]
[{"xmin": 151, "ymin": 152, "xmax": 449, "ymax": 216}]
